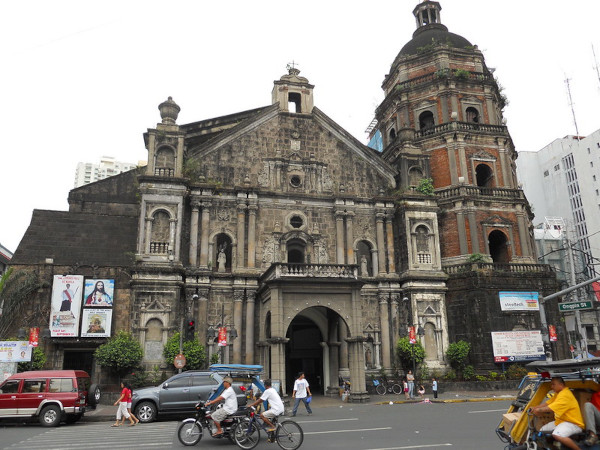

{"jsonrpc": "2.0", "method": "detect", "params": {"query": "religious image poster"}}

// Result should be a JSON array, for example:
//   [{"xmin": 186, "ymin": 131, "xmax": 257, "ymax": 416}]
[
  {"xmin": 49, "ymin": 275, "xmax": 84, "ymax": 337},
  {"xmin": 83, "ymin": 279, "xmax": 114, "ymax": 307},
  {"xmin": 81, "ymin": 309, "xmax": 112, "ymax": 338}
]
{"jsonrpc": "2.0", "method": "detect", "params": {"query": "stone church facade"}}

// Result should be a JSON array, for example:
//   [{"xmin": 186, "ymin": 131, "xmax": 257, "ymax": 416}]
[{"xmin": 8, "ymin": 1, "xmax": 562, "ymax": 401}]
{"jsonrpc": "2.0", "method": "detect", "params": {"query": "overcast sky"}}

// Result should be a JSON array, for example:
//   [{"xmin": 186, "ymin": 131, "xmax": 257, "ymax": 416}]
[{"xmin": 2, "ymin": 1, "xmax": 600, "ymax": 253}]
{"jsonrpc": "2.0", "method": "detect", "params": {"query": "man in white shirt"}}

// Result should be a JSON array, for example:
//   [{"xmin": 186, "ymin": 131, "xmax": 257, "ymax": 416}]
[
  {"xmin": 248, "ymin": 379, "xmax": 284, "ymax": 432},
  {"xmin": 206, "ymin": 377, "xmax": 238, "ymax": 436},
  {"xmin": 292, "ymin": 372, "xmax": 312, "ymax": 416}
]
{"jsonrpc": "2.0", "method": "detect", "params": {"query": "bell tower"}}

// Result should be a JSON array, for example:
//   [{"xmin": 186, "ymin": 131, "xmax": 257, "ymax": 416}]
[{"xmin": 272, "ymin": 65, "xmax": 314, "ymax": 114}]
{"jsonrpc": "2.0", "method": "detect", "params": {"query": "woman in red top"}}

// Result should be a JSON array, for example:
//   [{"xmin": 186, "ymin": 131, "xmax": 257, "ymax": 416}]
[
  {"xmin": 121, "ymin": 383, "xmax": 139, "ymax": 425},
  {"xmin": 112, "ymin": 382, "xmax": 136, "ymax": 427}
]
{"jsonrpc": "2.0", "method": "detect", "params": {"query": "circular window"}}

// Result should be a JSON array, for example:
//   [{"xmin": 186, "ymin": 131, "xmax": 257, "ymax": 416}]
[
  {"xmin": 290, "ymin": 175, "xmax": 302, "ymax": 188},
  {"xmin": 290, "ymin": 215, "xmax": 303, "ymax": 229}
]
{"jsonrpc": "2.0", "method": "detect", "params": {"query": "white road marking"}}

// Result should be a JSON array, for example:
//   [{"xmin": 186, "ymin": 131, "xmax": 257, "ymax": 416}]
[
  {"xmin": 468, "ymin": 408, "xmax": 508, "ymax": 413},
  {"xmin": 305, "ymin": 426, "xmax": 392, "ymax": 434},
  {"xmin": 366, "ymin": 444, "xmax": 453, "ymax": 449},
  {"xmin": 295, "ymin": 417, "xmax": 359, "ymax": 423}
]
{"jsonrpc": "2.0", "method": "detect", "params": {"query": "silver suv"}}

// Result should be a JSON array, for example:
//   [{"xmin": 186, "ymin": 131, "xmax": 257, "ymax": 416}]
[{"xmin": 132, "ymin": 371, "xmax": 247, "ymax": 423}]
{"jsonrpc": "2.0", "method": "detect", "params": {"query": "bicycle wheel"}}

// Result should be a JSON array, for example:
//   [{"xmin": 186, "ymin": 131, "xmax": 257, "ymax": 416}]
[
  {"xmin": 275, "ymin": 420, "xmax": 304, "ymax": 450},
  {"xmin": 232, "ymin": 420, "xmax": 261, "ymax": 450},
  {"xmin": 392, "ymin": 383, "xmax": 402, "ymax": 395},
  {"xmin": 375, "ymin": 383, "xmax": 386, "ymax": 395},
  {"xmin": 177, "ymin": 421, "xmax": 203, "ymax": 446}
]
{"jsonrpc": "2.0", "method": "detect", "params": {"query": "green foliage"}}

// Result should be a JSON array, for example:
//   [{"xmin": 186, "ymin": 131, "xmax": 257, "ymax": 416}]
[
  {"xmin": 163, "ymin": 332, "xmax": 206, "ymax": 370},
  {"xmin": 415, "ymin": 178, "xmax": 435, "ymax": 196},
  {"xmin": 129, "ymin": 370, "xmax": 149, "ymax": 388},
  {"xmin": 418, "ymin": 362, "xmax": 430, "ymax": 382},
  {"xmin": 0, "ymin": 270, "xmax": 43, "ymax": 337},
  {"xmin": 487, "ymin": 371, "xmax": 499, "ymax": 381},
  {"xmin": 467, "ymin": 253, "xmax": 486, "ymax": 263},
  {"xmin": 95, "ymin": 331, "xmax": 144, "ymax": 377},
  {"xmin": 18, "ymin": 347, "xmax": 46, "ymax": 372},
  {"xmin": 396, "ymin": 337, "xmax": 425, "ymax": 371},
  {"xmin": 182, "ymin": 158, "xmax": 203, "ymax": 180},
  {"xmin": 210, "ymin": 352, "xmax": 220, "ymax": 365},
  {"xmin": 475, "ymin": 374, "xmax": 488, "ymax": 381},
  {"xmin": 446, "ymin": 340, "xmax": 471, "ymax": 372},
  {"xmin": 444, "ymin": 369, "xmax": 457, "ymax": 381},
  {"xmin": 0, "ymin": 268, "xmax": 13, "ymax": 293},
  {"xmin": 454, "ymin": 69, "xmax": 470, "ymax": 80},
  {"xmin": 462, "ymin": 365, "xmax": 476, "ymax": 381},
  {"xmin": 505, "ymin": 364, "xmax": 528, "ymax": 380}
]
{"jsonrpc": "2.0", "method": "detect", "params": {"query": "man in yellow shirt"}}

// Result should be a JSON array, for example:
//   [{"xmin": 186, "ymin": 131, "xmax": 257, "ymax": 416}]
[{"xmin": 531, "ymin": 376, "xmax": 585, "ymax": 450}]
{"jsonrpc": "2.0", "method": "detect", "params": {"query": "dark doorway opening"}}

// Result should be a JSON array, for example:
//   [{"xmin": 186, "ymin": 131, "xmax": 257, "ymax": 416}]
[
  {"xmin": 489, "ymin": 230, "xmax": 510, "ymax": 263},
  {"xmin": 285, "ymin": 315, "xmax": 322, "ymax": 395},
  {"xmin": 63, "ymin": 350, "xmax": 94, "ymax": 376}
]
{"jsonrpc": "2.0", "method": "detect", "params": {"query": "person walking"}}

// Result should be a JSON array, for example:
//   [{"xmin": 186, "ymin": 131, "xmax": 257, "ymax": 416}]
[
  {"xmin": 112, "ymin": 382, "xmax": 136, "ymax": 427},
  {"xmin": 432, "ymin": 378, "xmax": 438, "ymax": 399},
  {"xmin": 292, "ymin": 372, "xmax": 312, "ymax": 416},
  {"xmin": 120, "ymin": 383, "xmax": 139, "ymax": 425},
  {"xmin": 406, "ymin": 370, "xmax": 415, "ymax": 398}
]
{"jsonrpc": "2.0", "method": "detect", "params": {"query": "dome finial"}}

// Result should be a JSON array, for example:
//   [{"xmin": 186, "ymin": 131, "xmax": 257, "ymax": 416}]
[
  {"xmin": 286, "ymin": 61, "xmax": 300, "ymax": 76},
  {"xmin": 158, "ymin": 96, "xmax": 180, "ymax": 125}
]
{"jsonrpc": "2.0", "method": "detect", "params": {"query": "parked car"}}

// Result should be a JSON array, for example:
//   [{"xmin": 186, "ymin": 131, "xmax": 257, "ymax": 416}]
[
  {"xmin": 132, "ymin": 370, "xmax": 248, "ymax": 423},
  {"xmin": 0, "ymin": 370, "xmax": 100, "ymax": 426}
]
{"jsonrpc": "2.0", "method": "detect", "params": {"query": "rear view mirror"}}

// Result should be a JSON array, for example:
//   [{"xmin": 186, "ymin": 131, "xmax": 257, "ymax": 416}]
[{"xmin": 163, "ymin": 383, "xmax": 169, "ymax": 389}]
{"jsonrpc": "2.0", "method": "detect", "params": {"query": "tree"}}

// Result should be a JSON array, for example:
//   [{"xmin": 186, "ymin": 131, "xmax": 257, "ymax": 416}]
[
  {"xmin": 446, "ymin": 340, "xmax": 471, "ymax": 376},
  {"xmin": 95, "ymin": 331, "xmax": 143, "ymax": 377},
  {"xmin": 396, "ymin": 337, "xmax": 425, "ymax": 372},
  {"xmin": 163, "ymin": 332, "xmax": 206, "ymax": 371}
]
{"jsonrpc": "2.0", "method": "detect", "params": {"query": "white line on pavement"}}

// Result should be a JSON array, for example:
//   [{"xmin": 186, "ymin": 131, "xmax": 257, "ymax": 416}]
[
  {"xmin": 366, "ymin": 444, "xmax": 453, "ymax": 449},
  {"xmin": 468, "ymin": 408, "xmax": 507, "ymax": 413},
  {"xmin": 305, "ymin": 427, "xmax": 392, "ymax": 435},
  {"xmin": 295, "ymin": 417, "xmax": 359, "ymax": 423}
]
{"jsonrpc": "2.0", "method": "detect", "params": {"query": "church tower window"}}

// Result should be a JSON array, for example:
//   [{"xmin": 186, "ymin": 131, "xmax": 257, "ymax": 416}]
[
  {"xmin": 287, "ymin": 238, "xmax": 305, "ymax": 264},
  {"xmin": 288, "ymin": 92, "xmax": 302, "ymax": 113},
  {"xmin": 150, "ymin": 210, "xmax": 170, "ymax": 254},
  {"xmin": 475, "ymin": 163, "xmax": 494, "ymax": 188},
  {"xmin": 488, "ymin": 229, "xmax": 510, "ymax": 263},
  {"xmin": 466, "ymin": 107, "xmax": 479, "ymax": 123},
  {"xmin": 155, "ymin": 146, "xmax": 175, "ymax": 177},
  {"xmin": 419, "ymin": 111, "xmax": 435, "ymax": 131}
]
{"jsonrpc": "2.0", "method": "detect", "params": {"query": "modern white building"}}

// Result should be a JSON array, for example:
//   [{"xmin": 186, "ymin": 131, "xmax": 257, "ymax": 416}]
[
  {"xmin": 74, "ymin": 156, "xmax": 143, "ymax": 187},
  {"xmin": 517, "ymin": 129, "xmax": 600, "ymax": 282}
]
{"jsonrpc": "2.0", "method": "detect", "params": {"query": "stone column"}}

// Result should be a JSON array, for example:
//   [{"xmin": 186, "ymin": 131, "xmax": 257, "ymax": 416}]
[
  {"xmin": 233, "ymin": 290, "xmax": 244, "ymax": 363},
  {"xmin": 455, "ymin": 209, "xmax": 468, "ymax": 255},
  {"xmin": 189, "ymin": 201, "xmax": 200, "ymax": 266},
  {"xmin": 145, "ymin": 217, "xmax": 153, "ymax": 253},
  {"xmin": 379, "ymin": 293, "xmax": 391, "ymax": 369},
  {"xmin": 169, "ymin": 218, "xmax": 177, "ymax": 255},
  {"xmin": 517, "ymin": 210, "xmax": 532, "ymax": 257},
  {"xmin": 467, "ymin": 207, "xmax": 480, "ymax": 253},
  {"xmin": 345, "ymin": 212, "xmax": 355, "ymax": 264},
  {"xmin": 197, "ymin": 289, "xmax": 209, "ymax": 350},
  {"xmin": 199, "ymin": 202, "xmax": 211, "ymax": 268},
  {"xmin": 445, "ymin": 137, "xmax": 458, "ymax": 185},
  {"xmin": 245, "ymin": 290, "xmax": 256, "ymax": 364},
  {"xmin": 376, "ymin": 213, "xmax": 386, "ymax": 274},
  {"xmin": 320, "ymin": 342, "xmax": 330, "ymax": 390},
  {"xmin": 391, "ymin": 294, "xmax": 400, "ymax": 347},
  {"xmin": 385, "ymin": 214, "xmax": 395, "ymax": 273},
  {"xmin": 236, "ymin": 204, "xmax": 247, "ymax": 268},
  {"xmin": 335, "ymin": 211, "xmax": 345, "ymax": 264},
  {"xmin": 339, "ymin": 318, "xmax": 349, "ymax": 373},
  {"xmin": 347, "ymin": 337, "xmax": 369, "ymax": 402},
  {"xmin": 371, "ymin": 249, "xmax": 379, "ymax": 275},
  {"xmin": 247, "ymin": 204, "xmax": 258, "ymax": 268},
  {"xmin": 268, "ymin": 338, "xmax": 288, "ymax": 394}
]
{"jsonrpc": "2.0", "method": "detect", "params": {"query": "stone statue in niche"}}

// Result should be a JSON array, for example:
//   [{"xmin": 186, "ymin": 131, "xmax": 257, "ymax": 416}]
[
  {"xmin": 217, "ymin": 246, "xmax": 227, "ymax": 272},
  {"xmin": 360, "ymin": 255, "xmax": 369, "ymax": 276}
]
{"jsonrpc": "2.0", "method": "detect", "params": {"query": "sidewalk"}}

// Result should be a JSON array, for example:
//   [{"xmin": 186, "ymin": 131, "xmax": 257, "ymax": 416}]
[{"xmin": 82, "ymin": 390, "xmax": 515, "ymax": 422}]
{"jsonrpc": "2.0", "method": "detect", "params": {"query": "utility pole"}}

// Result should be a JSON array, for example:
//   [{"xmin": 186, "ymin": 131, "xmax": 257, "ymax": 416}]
[{"xmin": 565, "ymin": 230, "xmax": 587, "ymax": 357}]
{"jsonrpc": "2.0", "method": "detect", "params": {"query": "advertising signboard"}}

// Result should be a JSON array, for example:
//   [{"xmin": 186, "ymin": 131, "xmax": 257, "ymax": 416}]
[
  {"xmin": 81, "ymin": 309, "xmax": 112, "ymax": 337},
  {"xmin": 0, "ymin": 341, "xmax": 32, "ymax": 362},
  {"xmin": 499, "ymin": 291, "xmax": 539, "ymax": 311},
  {"xmin": 491, "ymin": 330, "xmax": 545, "ymax": 362},
  {"xmin": 218, "ymin": 327, "xmax": 228, "ymax": 347},
  {"xmin": 49, "ymin": 275, "xmax": 84, "ymax": 337}
]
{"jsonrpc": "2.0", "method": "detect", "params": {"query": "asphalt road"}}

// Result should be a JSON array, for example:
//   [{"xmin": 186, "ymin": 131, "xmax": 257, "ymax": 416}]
[{"xmin": 0, "ymin": 400, "xmax": 512, "ymax": 450}]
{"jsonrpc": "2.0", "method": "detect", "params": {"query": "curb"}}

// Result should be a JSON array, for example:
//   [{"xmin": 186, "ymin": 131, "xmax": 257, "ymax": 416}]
[{"xmin": 374, "ymin": 396, "xmax": 514, "ymax": 405}]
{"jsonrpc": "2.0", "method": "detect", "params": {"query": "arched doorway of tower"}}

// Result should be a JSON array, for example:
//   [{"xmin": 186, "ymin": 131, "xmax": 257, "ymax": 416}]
[
  {"xmin": 285, "ymin": 306, "xmax": 349, "ymax": 395},
  {"xmin": 488, "ymin": 229, "xmax": 510, "ymax": 263}
]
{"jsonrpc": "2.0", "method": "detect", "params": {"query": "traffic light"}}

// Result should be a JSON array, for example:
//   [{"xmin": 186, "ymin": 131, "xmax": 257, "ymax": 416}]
[{"xmin": 186, "ymin": 319, "xmax": 196, "ymax": 341}]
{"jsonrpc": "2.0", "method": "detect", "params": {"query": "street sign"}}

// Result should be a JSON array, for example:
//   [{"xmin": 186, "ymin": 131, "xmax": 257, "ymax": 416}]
[
  {"xmin": 174, "ymin": 354, "xmax": 186, "ymax": 369},
  {"xmin": 558, "ymin": 301, "xmax": 593, "ymax": 312}
]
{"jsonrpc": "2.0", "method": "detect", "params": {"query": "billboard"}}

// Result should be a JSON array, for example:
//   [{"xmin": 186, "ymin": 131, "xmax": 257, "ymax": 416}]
[
  {"xmin": 49, "ymin": 275, "xmax": 84, "ymax": 337},
  {"xmin": 499, "ymin": 291, "xmax": 539, "ymax": 311},
  {"xmin": 491, "ymin": 330, "xmax": 545, "ymax": 362},
  {"xmin": 81, "ymin": 309, "xmax": 112, "ymax": 338},
  {"xmin": 83, "ymin": 279, "xmax": 114, "ymax": 307},
  {"xmin": 0, "ymin": 341, "xmax": 32, "ymax": 362}
]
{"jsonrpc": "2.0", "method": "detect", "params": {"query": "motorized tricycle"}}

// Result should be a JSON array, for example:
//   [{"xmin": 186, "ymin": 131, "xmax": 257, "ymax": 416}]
[
  {"xmin": 177, "ymin": 364, "xmax": 265, "ymax": 446},
  {"xmin": 496, "ymin": 358, "xmax": 600, "ymax": 449}
]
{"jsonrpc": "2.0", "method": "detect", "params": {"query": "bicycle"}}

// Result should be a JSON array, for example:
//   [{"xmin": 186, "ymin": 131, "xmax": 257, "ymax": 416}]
[
  {"xmin": 232, "ymin": 406, "xmax": 304, "ymax": 450},
  {"xmin": 373, "ymin": 378, "xmax": 402, "ymax": 395}
]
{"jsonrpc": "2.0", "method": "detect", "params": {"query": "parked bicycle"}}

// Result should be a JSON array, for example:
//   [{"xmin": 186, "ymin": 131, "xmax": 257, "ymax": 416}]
[
  {"xmin": 233, "ymin": 406, "xmax": 304, "ymax": 450},
  {"xmin": 373, "ymin": 378, "xmax": 402, "ymax": 395}
]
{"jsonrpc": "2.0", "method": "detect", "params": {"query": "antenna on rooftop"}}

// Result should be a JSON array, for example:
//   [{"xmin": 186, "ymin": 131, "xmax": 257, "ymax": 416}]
[
  {"xmin": 564, "ymin": 76, "xmax": 581, "ymax": 140},
  {"xmin": 593, "ymin": 44, "xmax": 600, "ymax": 90}
]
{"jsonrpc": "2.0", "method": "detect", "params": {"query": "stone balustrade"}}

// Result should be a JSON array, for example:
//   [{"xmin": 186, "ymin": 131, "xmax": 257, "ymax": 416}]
[{"xmin": 261, "ymin": 263, "xmax": 359, "ymax": 281}]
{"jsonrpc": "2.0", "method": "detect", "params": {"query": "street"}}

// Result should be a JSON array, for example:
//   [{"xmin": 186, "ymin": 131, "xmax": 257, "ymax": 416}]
[{"xmin": 0, "ymin": 400, "xmax": 511, "ymax": 449}]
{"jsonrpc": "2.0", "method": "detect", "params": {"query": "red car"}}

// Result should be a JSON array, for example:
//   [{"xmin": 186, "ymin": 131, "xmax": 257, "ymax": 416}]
[{"xmin": 0, "ymin": 370, "xmax": 100, "ymax": 426}]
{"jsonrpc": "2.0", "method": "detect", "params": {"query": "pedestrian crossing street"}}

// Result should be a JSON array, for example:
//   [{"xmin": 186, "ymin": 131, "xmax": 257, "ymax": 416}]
[{"xmin": 6, "ymin": 421, "xmax": 179, "ymax": 450}]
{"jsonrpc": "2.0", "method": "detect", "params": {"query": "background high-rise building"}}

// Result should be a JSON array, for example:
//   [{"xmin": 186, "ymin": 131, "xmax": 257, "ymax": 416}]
[{"xmin": 74, "ymin": 156, "xmax": 143, "ymax": 188}]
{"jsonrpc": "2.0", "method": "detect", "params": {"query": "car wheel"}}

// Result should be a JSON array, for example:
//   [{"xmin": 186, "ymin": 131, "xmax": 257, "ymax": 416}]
[
  {"xmin": 88, "ymin": 384, "xmax": 101, "ymax": 407},
  {"xmin": 39, "ymin": 405, "xmax": 62, "ymax": 427},
  {"xmin": 65, "ymin": 413, "xmax": 82, "ymax": 424},
  {"xmin": 135, "ymin": 401, "xmax": 157, "ymax": 423}
]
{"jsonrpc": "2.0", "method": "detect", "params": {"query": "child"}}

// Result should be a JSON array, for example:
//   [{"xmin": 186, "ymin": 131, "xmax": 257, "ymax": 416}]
[
  {"xmin": 418, "ymin": 384, "xmax": 425, "ymax": 398},
  {"xmin": 112, "ymin": 382, "xmax": 136, "ymax": 427}
]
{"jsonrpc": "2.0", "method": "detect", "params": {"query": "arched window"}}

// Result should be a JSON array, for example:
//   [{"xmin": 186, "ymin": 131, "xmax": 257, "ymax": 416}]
[
  {"xmin": 424, "ymin": 322, "xmax": 438, "ymax": 361},
  {"xmin": 415, "ymin": 226, "xmax": 429, "ymax": 253},
  {"xmin": 475, "ymin": 163, "xmax": 494, "ymax": 188},
  {"xmin": 419, "ymin": 111, "xmax": 435, "ymax": 131},
  {"xmin": 408, "ymin": 167, "xmax": 423, "ymax": 186},
  {"xmin": 150, "ymin": 211, "xmax": 170, "ymax": 254},
  {"xmin": 356, "ymin": 240, "xmax": 372, "ymax": 277},
  {"xmin": 215, "ymin": 233, "xmax": 232, "ymax": 272},
  {"xmin": 144, "ymin": 318, "xmax": 164, "ymax": 362},
  {"xmin": 287, "ymin": 238, "xmax": 305, "ymax": 264},
  {"xmin": 466, "ymin": 107, "xmax": 479, "ymax": 123},
  {"xmin": 155, "ymin": 146, "xmax": 175, "ymax": 177},
  {"xmin": 389, "ymin": 128, "xmax": 396, "ymax": 141},
  {"xmin": 488, "ymin": 230, "xmax": 510, "ymax": 263}
]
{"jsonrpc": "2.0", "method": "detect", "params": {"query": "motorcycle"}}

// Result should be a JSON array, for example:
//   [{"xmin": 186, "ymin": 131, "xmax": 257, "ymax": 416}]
[{"xmin": 177, "ymin": 398, "xmax": 249, "ymax": 446}]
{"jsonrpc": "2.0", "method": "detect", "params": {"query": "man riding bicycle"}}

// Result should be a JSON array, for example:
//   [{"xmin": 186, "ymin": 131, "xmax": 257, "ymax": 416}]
[{"xmin": 248, "ymin": 379, "xmax": 284, "ymax": 432}]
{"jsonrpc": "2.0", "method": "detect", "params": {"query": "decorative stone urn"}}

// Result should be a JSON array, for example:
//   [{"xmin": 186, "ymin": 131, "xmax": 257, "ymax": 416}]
[{"xmin": 158, "ymin": 96, "xmax": 180, "ymax": 124}]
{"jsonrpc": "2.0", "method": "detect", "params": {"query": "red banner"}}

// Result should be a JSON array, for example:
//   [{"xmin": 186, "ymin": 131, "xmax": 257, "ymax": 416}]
[
  {"xmin": 548, "ymin": 325, "xmax": 558, "ymax": 342},
  {"xmin": 29, "ymin": 327, "xmax": 39, "ymax": 347},
  {"xmin": 409, "ymin": 326, "xmax": 416, "ymax": 344},
  {"xmin": 593, "ymin": 282, "xmax": 600, "ymax": 302},
  {"xmin": 218, "ymin": 327, "xmax": 227, "ymax": 347}
]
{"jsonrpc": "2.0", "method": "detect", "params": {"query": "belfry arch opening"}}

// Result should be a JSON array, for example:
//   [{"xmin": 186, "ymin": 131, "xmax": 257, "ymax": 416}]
[
  {"xmin": 475, "ymin": 163, "xmax": 494, "ymax": 188},
  {"xmin": 466, "ymin": 107, "xmax": 479, "ymax": 123},
  {"xmin": 488, "ymin": 229, "xmax": 510, "ymax": 263},
  {"xmin": 287, "ymin": 238, "xmax": 306, "ymax": 264},
  {"xmin": 419, "ymin": 111, "xmax": 435, "ymax": 131}
]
